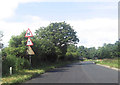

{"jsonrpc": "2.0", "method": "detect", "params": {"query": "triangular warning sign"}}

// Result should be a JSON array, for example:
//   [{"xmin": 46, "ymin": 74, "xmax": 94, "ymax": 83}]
[
  {"xmin": 26, "ymin": 37, "xmax": 33, "ymax": 46},
  {"xmin": 27, "ymin": 46, "xmax": 35, "ymax": 55},
  {"xmin": 25, "ymin": 28, "xmax": 33, "ymax": 37}
]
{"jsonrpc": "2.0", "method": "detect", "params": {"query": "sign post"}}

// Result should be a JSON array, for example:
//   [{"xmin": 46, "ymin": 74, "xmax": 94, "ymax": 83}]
[
  {"xmin": 25, "ymin": 28, "xmax": 34, "ymax": 69},
  {"xmin": 29, "ymin": 55, "xmax": 31, "ymax": 66},
  {"xmin": 27, "ymin": 46, "xmax": 35, "ymax": 67}
]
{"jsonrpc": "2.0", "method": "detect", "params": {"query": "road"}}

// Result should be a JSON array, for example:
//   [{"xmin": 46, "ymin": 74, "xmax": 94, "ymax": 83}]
[{"xmin": 24, "ymin": 61, "xmax": 118, "ymax": 83}]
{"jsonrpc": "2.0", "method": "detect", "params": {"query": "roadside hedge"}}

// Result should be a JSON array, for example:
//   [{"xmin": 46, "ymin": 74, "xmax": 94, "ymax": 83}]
[{"xmin": 2, "ymin": 55, "xmax": 30, "ymax": 76}]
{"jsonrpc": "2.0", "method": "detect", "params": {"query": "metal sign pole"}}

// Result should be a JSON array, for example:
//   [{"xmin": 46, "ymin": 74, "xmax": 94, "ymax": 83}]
[{"xmin": 29, "ymin": 55, "xmax": 31, "ymax": 65}]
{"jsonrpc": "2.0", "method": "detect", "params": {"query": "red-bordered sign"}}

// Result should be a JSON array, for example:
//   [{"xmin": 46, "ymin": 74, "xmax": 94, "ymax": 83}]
[
  {"xmin": 26, "ymin": 37, "xmax": 33, "ymax": 46},
  {"xmin": 25, "ymin": 28, "xmax": 33, "ymax": 37}
]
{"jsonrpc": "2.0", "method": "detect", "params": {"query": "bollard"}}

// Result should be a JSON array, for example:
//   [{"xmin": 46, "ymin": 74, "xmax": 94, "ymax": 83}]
[{"xmin": 10, "ymin": 67, "xmax": 12, "ymax": 75}]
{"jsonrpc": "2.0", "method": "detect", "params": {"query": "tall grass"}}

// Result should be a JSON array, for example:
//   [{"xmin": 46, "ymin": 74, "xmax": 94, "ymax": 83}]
[{"xmin": 95, "ymin": 58, "xmax": 119, "ymax": 69}]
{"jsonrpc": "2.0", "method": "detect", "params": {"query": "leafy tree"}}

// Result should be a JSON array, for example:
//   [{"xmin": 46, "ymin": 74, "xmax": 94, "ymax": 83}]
[
  {"xmin": 66, "ymin": 44, "xmax": 79, "ymax": 60},
  {"xmin": 9, "ymin": 31, "xmax": 26, "ymax": 47},
  {"xmin": 4, "ymin": 31, "xmax": 28, "ymax": 58},
  {"xmin": 31, "ymin": 37, "xmax": 57, "ymax": 64},
  {"xmin": 35, "ymin": 22, "xmax": 79, "ymax": 60},
  {"xmin": 94, "ymin": 42, "xmax": 119, "ymax": 59},
  {"xmin": 87, "ymin": 47, "xmax": 96, "ymax": 59},
  {"xmin": 77, "ymin": 46, "xmax": 89, "ymax": 58}
]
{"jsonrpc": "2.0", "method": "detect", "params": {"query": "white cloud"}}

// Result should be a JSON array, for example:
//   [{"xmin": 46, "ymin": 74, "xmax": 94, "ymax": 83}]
[
  {"xmin": 0, "ymin": 0, "xmax": 41, "ymax": 20},
  {"xmin": 67, "ymin": 18, "xmax": 118, "ymax": 48},
  {"xmin": 21, "ymin": 0, "xmax": 119, "ymax": 2},
  {"xmin": 0, "ymin": 0, "xmax": 118, "ymax": 20},
  {"xmin": 0, "ymin": 0, "xmax": 118, "ymax": 48},
  {"xmin": 0, "ymin": 0, "xmax": 18, "ymax": 20},
  {"xmin": 0, "ymin": 17, "xmax": 50, "ymax": 47}
]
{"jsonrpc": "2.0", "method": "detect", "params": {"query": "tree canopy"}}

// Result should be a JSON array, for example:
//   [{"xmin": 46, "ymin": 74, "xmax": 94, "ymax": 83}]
[{"xmin": 35, "ymin": 22, "xmax": 79, "ymax": 60}]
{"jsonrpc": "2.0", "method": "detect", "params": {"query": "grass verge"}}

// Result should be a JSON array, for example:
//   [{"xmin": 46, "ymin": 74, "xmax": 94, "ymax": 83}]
[
  {"xmin": 1, "ymin": 60, "xmax": 78, "ymax": 85},
  {"xmin": 94, "ymin": 58, "xmax": 119, "ymax": 69}
]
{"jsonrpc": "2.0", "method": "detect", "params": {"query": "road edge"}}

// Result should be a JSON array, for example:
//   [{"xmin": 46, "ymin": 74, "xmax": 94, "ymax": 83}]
[{"xmin": 96, "ymin": 63, "xmax": 120, "ymax": 71}]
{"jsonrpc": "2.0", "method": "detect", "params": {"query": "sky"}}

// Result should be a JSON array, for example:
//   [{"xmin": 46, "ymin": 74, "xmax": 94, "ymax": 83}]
[{"xmin": 0, "ymin": 0, "xmax": 119, "ymax": 48}]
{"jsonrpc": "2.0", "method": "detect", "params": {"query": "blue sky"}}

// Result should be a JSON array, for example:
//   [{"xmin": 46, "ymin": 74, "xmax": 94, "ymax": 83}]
[
  {"xmin": 6, "ymin": 2, "xmax": 117, "ymax": 22},
  {"xmin": 0, "ymin": 0, "xmax": 118, "ymax": 48}
]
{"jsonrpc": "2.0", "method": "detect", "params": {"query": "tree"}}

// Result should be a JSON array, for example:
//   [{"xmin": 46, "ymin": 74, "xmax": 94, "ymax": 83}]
[
  {"xmin": 66, "ymin": 44, "xmax": 79, "ymax": 60},
  {"xmin": 31, "ymin": 36, "xmax": 57, "ymax": 63},
  {"xmin": 0, "ymin": 31, "xmax": 3, "ymax": 49},
  {"xmin": 77, "ymin": 46, "xmax": 89, "ymax": 58},
  {"xmin": 9, "ymin": 31, "xmax": 26, "ymax": 47},
  {"xmin": 35, "ymin": 22, "xmax": 79, "ymax": 60},
  {"xmin": 94, "ymin": 42, "xmax": 119, "ymax": 59},
  {"xmin": 6, "ymin": 31, "xmax": 27, "ymax": 58},
  {"xmin": 87, "ymin": 47, "xmax": 96, "ymax": 59},
  {"xmin": 117, "ymin": 41, "xmax": 120, "ymax": 58}
]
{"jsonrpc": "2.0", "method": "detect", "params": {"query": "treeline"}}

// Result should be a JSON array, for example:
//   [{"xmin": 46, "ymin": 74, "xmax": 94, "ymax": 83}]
[
  {"xmin": 2, "ymin": 22, "xmax": 80, "ymax": 76},
  {"xmin": 78, "ymin": 41, "xmax": 119, "ymax": 59}
]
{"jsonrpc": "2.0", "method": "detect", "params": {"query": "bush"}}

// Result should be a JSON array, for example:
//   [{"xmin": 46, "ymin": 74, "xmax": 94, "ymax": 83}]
[
  {"xmin": 65, "ymin": 52, "xmax": 79, "ymax": 60},
  {"xmin": 2, "ymin": 55, "xmax": 30, "ymax": 76},
  {"xmin": 2, "ymin": 55, "xmax": 16, "ymax": 76},
  {"xmin": 2, "ymin": 46, "xmax": 27, "ymax": 58},
  {"xmin": 23, "ymin": 59, "xmax": 31, "ymax": 69}
]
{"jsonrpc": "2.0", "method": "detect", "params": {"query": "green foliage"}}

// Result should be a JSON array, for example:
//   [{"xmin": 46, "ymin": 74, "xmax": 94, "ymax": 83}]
[
  {"xmin": 2, "ymin": 55, "xmax": 30, "ymax": 76},
  {"xmin": 2, "ymin": 31, "xmax": 28, "ymax": 59},
  {"xmin": 2, "ymin": 46, "xmax": 27, "ymax": 58},
  {"xmin": 77, "ymin": 41, "xmax": 119, "ymax": 59},
  {"xmin": 65, "ymin": 44, "xmax": 79, "ymax": 60},
  {"xmin": 95, "ymin": 58, "xmax": 118, "ymax": 68},
  {"xmin": 35, "ymin": 22, "xmax": 79, "ymax": 60},
  {"xmin": 77, "ymin": 46, "xmax": 89, "ymax": 58},
  {"xmin": 31, "ymin": 37, "xmax": 57, "ymax": 64},
  {"xmin": 9, "ymin": 31, "xmax": 26, "ymax": 47},
  {"xmin": 96, "ymin": 42, "xmax": 118, "ymax": 59}
]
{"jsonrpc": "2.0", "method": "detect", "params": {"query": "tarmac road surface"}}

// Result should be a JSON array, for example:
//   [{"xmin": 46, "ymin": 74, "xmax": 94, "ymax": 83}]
[{"xmin": 24, "ymin": 61, "xmax": 118, "ymax": 83}]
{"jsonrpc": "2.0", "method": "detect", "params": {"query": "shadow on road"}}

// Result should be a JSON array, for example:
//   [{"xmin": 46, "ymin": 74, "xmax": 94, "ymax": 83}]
[
  {"xmin": 47, "ymin": 64, "xmax": 75, "ymax": 73},
  {"xmin": 46, "ymin": 61, "xmax": 95, "ymax": 73},
  {"xmin": 47, "ymin": 68, "xmax": 69, "ymax": 73},
  {"xmin": 31, "ymin": 61, "xmax": 96, "ymax": 79}
]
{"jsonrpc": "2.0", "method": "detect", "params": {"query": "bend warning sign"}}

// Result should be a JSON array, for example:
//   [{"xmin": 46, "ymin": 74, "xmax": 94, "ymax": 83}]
[
  {"xmin": 25, "ymin": 28, "xmax": 33, "ymax": 37},
  {"xmin": 26, "ymin": 37, "xmax": 33, "ymax": 46}
]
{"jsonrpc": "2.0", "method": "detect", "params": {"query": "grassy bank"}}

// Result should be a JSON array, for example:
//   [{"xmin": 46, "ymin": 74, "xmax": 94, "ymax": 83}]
[
  {"xmin": 1, "ymin": 60, "xmax": 78, "ymax": 85},
  {"xmin": 94, "ymin": 58, "xmax": 119, "ymax": 69}
]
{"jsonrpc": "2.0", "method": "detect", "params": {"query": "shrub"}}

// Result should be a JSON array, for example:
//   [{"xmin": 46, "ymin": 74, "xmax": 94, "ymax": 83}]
[
  {"xmin": 65, "ymin": 52, "xmax": 74, "ymax": 60},
  {"xmin": 65, "ymin": 52, "xmax": 79, "ymax": 61},
  {"xmin": 2, "ymin": 55, "xmax": 16, "ymax": 76},
  {"xmin": 2, "ymin": 55, "xmax": 30, "ymax": 76}
]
